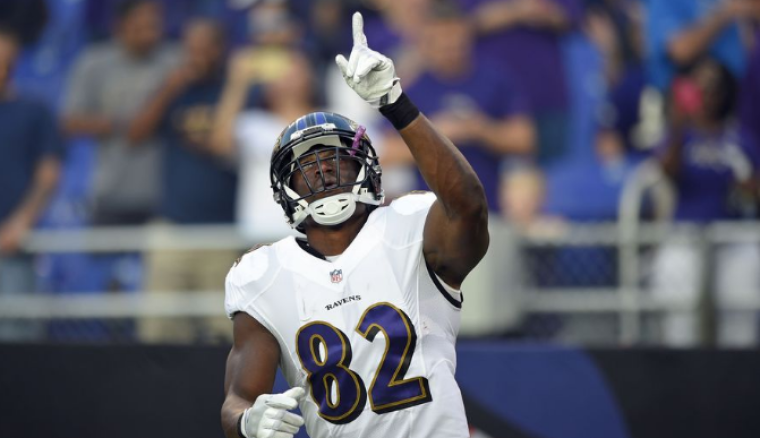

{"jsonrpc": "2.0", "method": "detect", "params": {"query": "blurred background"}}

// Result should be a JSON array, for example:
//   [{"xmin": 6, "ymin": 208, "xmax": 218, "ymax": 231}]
[{"xmin": 1, "ymin": 0, "xmax": 760, "ymax": 436}]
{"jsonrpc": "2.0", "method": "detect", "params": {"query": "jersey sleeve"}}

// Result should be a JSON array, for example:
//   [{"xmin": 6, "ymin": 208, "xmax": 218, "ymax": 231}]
[
  {"xmin": 385, "ymin": 192, "xmax": 465, "ymax": 307},
  {"xmin": 224, "ymin": 274, "xmax": 246, "ymax": 319},
  {"xmin": 382, "ymin": 192, "xmax": 437, "ymax": 247},
  {"xmin": 224, "ymin": 245, "xmax": 274, "ymax": 319}
]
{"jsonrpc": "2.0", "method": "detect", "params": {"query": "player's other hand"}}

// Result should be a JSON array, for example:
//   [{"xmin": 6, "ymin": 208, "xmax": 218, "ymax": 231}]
[
  {"xmin": 241, "ymin": 387, "xmax": 306, "ymax": 438},
  {"xmin": 335, "ymin": 12, "xmax": 402, "ymax": 108}
]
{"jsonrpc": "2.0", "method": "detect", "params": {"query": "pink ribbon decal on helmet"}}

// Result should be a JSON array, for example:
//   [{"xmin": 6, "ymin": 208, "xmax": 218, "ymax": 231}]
[{"xmin": 349, "ymin": 125, "xmax": 366, "ymax": 156}]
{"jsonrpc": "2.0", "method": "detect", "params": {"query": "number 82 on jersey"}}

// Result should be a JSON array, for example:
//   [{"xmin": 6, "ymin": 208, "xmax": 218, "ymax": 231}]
[{"xmin": 295, "ymin": 302, "xmax": 433, "ymax": 424}]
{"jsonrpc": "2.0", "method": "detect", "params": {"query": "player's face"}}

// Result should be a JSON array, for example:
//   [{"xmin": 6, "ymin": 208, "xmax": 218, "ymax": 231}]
[{"xmin": 290, "ymin": 146, "xmax": 360, "ymax": 201}]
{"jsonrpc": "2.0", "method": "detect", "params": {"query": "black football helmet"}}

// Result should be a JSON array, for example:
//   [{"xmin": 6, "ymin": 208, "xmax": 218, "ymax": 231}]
[{"xmin": 270, "ymin": 112, "xmax": 384, "ymax": 230}]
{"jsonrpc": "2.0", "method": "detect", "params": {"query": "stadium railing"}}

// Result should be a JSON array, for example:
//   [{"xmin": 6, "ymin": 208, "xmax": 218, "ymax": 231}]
[
  {"xmin": 1, "ymin": 219, "xmax": 758, "ymax": 345},
  {"xmin": 1, "ymin": 160, "xmax": 758, "ymax": 346}
]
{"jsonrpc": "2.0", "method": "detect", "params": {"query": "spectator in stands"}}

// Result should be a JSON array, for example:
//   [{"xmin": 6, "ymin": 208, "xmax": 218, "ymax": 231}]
[
  {"xmin": 500, "ymin": 164, "xmax": 565, "ymax": 236},
  {"xmin": 304, "ymin": 0, "xmax": 351, "ymax": 82},
  {"xmin": 383, "ymin": 0, "xmax": 535, "ymax": 212},
  {"xmin": 645, "ymin": 0, "xmax": 760, "ymax": 92},
  {"xmin": 652, "ymin": 58, "xmax": 760, "ymax": 347},
  {"xmin": 0, "ymin": 28, "xmax": 62, "ymax": 340},
  {"xmin": 211, "ymin": 49, "xmax": 312, "ymax": 242},
  {"xmin": 128, "ymin": 19, "xmax": 238, "ymax": 343},
  {"xmin": 659, "ymin": 60, "xmax": 758, "ymax": 222},
  {"xmin": 59, "ymin": 0, "xmax": 177, "ymax": 321},
  {"xmin": 360, "ymin": 0, "xmax": 432, "ymax": 81},
  {"xmin": 62, "ymin": 0, "xmax": 178, "ymax": 226},
  {"xmin": 210, "ymin": 4, "xmax": 309, "ymax": 238},
  {"xmin": 225, "ymin": 1, "xmax": 303, "ymax": 109},
  {"xmin": 585, "ymin": 0, "xmax": 649, "ymax": 158},
  {"xmin": 465, "ymin": 0, "xmax": 582, "ymax": 164}
]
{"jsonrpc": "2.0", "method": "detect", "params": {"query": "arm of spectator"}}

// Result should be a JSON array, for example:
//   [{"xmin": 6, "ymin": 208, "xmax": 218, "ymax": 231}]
[
  {"xmin": 667, "ymin": 1, "xmax": 755, "ymax": 67},
  {"xmin": 61, "ymin": 115, "xmax": 114, "ymax": 138},
  {"xmin": 61, "ymin": 49, "xmax": 114, "ymax": 138},
  {"xmin": 471, "ymin": 1, "xmax": 526, "ymax": 33},
  {"xmin": 657, "ymin": 138, "xmax": 683, "ymax": 179},
  {"xmin": 472, "ymin": 0, "xmax": 572, "ymax": 34},
  {"xmin": 657, "ymin": 122, "xmax": 686, "ymax": 179},
  {"xmin": 431, "ymin": 111, "xmax": 535, "ymax": 155},
  {"xmin": 586, "ymin": 9, "xmax": 624, "ymax": 85},
  {"xmin": 0, "ymin": 156, "xmax": 60, "ymax": 255},
  {"xmin": 127, "ymin": 67, "xmax": 194, "ymax": 144},
  {"xmin": 471, "ymin": 114, "xmax": 535, "ymax": 155},
  {"xmin": 208, "ymin": 52, "xmax": 260, "ymax": 157},
  {"xmin": 208, "ymin": 82, "xmax": 248, "ymax": 157},
  {"xmin": 1, "ymin": 104, "xmax": 62, "ymax": 254}
]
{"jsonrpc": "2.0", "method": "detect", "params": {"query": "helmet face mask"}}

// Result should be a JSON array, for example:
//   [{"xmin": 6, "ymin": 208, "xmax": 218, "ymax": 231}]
[
  {"xmin": 286, "ymin": 143, "xmax": 363, "ymax": 199},
  {"xmin": 270, "ymin": 112, "xmax": 384, "ymax": 230}
]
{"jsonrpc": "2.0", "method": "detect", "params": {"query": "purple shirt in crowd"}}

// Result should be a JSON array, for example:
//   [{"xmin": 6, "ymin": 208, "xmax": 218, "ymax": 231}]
[
  {"xmin": 362, "ymin": 13, "xmax": 404, "ymax": 60},
  {"xmin": 460, "ymin": 0, "xmax": 582, "ymax": 113},
  {"xmin": 405, "ymin": 59, "xmax": 529, "ymax": 212},
  {"xmin": 660, "ymin": 126, "xmax": 760, "ymax": 222}
]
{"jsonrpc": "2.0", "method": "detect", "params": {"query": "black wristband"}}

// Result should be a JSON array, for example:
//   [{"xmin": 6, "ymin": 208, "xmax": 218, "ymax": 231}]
[
  {"xmin": 379, "ymin": 92, "xmax": 420, "ymax": 131},
  {"xmin": 237, "ymin": 412, "xmax": 247, "ymax": 438}
]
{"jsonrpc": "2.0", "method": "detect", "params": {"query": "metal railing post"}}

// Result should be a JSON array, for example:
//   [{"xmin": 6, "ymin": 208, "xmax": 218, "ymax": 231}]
[{"xmin": 617, "ymin": 159, "xmax": 676, "ymax": 345}]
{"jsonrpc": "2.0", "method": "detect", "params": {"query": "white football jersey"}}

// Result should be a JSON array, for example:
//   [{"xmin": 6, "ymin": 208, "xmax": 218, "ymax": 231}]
[{"xmin": 225, "ymin": 192, "xmax": 468, "ymax": 438}]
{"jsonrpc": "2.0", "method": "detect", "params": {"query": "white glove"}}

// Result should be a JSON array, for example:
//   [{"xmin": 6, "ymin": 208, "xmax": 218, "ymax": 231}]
[
  {"xmin": 241, "ymin": 387, "xmax": 306, "ymax": 438},
  {"xmin": 335, "ymin": 12, "xmax": 402, "ymax": 108}
]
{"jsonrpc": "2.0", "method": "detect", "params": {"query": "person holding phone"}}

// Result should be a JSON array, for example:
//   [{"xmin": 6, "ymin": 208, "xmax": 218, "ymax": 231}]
[{"xmin": 652, "ymin": 58, "xmax": 760, "ymax": 347}]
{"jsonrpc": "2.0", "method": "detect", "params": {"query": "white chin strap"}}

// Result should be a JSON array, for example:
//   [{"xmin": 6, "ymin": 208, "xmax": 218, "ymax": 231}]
[
  {"xmin": 283, "ymin": 179, "xmax": 384, "ymax": 229},
  {"xmin": 307, "ymin": 193, "xmax": 359, "ymax": 226},
  {"xmin": 280, "ymin": 146, "xmax": 384, "ymax": 229},
  {"xmin": 284, "ymin": 185, "xmax": 383, "ymax": 229}
]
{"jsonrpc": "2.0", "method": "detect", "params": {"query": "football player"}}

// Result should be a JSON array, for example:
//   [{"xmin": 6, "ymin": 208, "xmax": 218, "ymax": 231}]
[{"xmin": 221, "ymin": 12, "xmax": 489, "ymax": 438}]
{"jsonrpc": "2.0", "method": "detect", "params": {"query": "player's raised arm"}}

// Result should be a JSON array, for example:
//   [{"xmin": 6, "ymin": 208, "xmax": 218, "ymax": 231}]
[
  {"xmin": 336, "ymin": 12, "xmax": 489, "ymax": 289},
  {"xmin": 221, "ymin": 313, "xmax": 305, "ymax": 438}
]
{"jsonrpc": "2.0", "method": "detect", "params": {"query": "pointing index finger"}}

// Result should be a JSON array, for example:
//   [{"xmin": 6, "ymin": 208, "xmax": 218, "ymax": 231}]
[{"xmin": 352, "ymin": 12, "xmax": 367, "ymax": 47}]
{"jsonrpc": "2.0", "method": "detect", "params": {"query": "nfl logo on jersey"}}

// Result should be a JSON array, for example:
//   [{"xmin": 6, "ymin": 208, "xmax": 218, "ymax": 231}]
[{"xmin": 329, "ymin": 269, "xmax": 343, "ymax": 283}]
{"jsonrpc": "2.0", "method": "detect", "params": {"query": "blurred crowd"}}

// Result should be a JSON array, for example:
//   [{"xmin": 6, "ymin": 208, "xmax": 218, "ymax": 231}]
[{"xmin": 1, "ymin": 0, "xmax": 759, "ymax": 344}]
